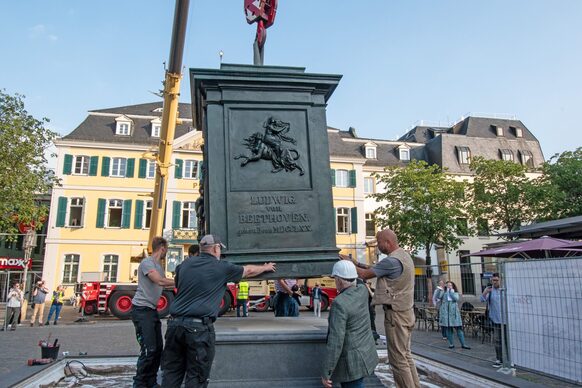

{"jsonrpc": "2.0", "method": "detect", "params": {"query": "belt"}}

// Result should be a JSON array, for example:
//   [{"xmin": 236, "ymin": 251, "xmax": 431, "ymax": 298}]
[
  {"xmin": 383, "ymin": 305, "xmax": 393, "ymax": 311},
  {"xmin": 168, "ymin": 316, "xmax": 214, "ymax": 325}
]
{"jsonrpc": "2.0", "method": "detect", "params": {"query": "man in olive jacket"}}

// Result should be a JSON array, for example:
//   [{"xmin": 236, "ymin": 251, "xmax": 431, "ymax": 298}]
[{"xmin": 321, "ymin": 261, "xmax": 378, "ymax": 388}]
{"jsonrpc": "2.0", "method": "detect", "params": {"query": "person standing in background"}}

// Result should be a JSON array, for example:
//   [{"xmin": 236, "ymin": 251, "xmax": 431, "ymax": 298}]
[
  {"xmin": 30, "ymin": 280, "xmax": 49, "ymax": 327},
  {"xmin": 236, "ymin": 281, "xmax": 250, "ymax": 317},
  {"xmin": 312, "ymin": 283, "xmax": 322, "ymax": 317},
  {"xmin": 45, "ymin": 285, "xmax": 65, "ymax": 325},
  {"xmin": 436, "ymin": 281, "xmax": 471, "ymax": 350},
  {"xmin": 6, "ymin": 282, "xmax": 23, "ymax": 331},
  {"xmin": 481, "ymin": 273, "xmax": 506, "ymax": 368},
  {"xmin": 432, "ymin": 280, "xmax": 447, "ymax": 340}
]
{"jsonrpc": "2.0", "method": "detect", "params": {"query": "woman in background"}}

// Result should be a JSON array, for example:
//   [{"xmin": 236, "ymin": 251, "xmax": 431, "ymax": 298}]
[{"xmin": 437, "ymin": 281, "xmax": 471, "ymax": 349}]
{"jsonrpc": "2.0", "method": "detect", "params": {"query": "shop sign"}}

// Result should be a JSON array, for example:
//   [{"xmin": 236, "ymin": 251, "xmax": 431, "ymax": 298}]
[{"xmin": 0, "ymin": 257, "xmax": 32, "ymax": 270}]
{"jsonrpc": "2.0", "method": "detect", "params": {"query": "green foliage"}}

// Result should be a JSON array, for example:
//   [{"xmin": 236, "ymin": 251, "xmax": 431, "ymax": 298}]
[
  {"xmin": 0, "ymin": 90, "xmax": 58, "ymax": 233},
  {"xmin": 371, "ymin": 160, "xmax": 468, "ymax": 265},
  {"xmin": 468, "ymin": 157, "xmax": 542, "ymax": 237},
  {"xmin": 538, "ymin": 147, "xmax": 582, "ymax": 219}
]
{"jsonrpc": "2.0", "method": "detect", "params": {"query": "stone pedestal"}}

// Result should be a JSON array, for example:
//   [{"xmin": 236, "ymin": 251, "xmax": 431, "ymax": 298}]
[{"xmin": 190, "ymin": 64, "xmax": 342, "ymax": 278}]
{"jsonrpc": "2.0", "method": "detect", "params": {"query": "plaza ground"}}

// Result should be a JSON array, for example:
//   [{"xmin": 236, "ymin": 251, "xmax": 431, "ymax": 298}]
[{"xmin": 0, "ymin": 304, "xmax": 575, "ymax": 387}]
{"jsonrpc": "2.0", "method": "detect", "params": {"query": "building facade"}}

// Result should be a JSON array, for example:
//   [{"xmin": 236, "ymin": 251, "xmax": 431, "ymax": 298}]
[{"xmin": 43, "ymin": 104, "xmax": 545, "ymax": 297}]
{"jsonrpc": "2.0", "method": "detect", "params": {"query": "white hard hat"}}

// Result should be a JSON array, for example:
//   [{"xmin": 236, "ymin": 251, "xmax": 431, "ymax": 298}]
[{"xmin": 332, "ymin": 260, "xmax": 358, "ymax": 280}]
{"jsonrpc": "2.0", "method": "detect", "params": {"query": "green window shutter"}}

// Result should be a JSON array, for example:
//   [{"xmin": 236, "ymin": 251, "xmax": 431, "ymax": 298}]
[
  {"xmin": 56, "ymin": 197, "xmax": 68, "ymax": 227},
  {"xmin": 138, "ymin": 159, "xmax": 147, "ymax": 179},
  {"xmin": 63, "ymin": 154, "xmax": 73, "ymax": 175},
  {"xmin": 126, "ymin": 158, "xmax": 135, "ymax": 178},
  {"xmin": 89, "ymin": 156, "xmax": 99, "ymax": 176},
  {"xmin": 96, "ymin": 198, "xmax": 106, "ymax": 228},
  {"xmin": 121, "ymin": 199, "xmax": 132, "ymax": 229},
  {"xmin": 101, "ymin": 157, "xmax": 110, "ymax": 177},
  {"xmin": 172, "ymin": 201, "xmax": 181, "ymax": 229},
  {"xmin": 349, "ymin": 170, "xmax": 357, "ymax": 188},
  {"xmin": 350, "ymin": 207, "xmax": 358, "ymax": 234},
  {"xmin": 331, "ymin": 169, "xmax": 336, "ymax": 186},
  {"xmin": 134, "ymin": 200, "xmax": 144, "ymax": 229},
  {"xmin": 174, "ymin": 159, "xmax": 183, "ymax": 179}
]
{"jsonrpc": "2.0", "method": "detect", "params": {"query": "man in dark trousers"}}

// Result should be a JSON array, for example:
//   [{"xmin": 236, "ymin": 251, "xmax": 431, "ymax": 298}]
[
  {"xmin": 161, "ymin": 234, "xmax": 276, "ymax": 387},
  {"xmin": 346, "ymin": 229, "xmax": 420, "ymax": 388},
  {"xmin": 131, "ymin": 236, "xmax": 175, "ymax": 388}
]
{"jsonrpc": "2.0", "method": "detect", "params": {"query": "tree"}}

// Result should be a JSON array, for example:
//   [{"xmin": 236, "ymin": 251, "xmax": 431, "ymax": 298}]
[
  {"xmin": 371, "ymin": 160, "xmax": 468, "ymax": 271},
  {"xmin": 468, "ymin": 157, "xmax": 543, "ymax": 237},
  {"xmin": 0, "ymin": 90, "xmax": 58, "ymax": 234},
  {"xmin": 539, "ymin": 147, "xmax": 582, "ymax": 219}
]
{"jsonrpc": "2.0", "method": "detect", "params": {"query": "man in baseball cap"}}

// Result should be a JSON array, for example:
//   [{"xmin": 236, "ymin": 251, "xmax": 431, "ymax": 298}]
[
  {"xmin": 321, "ymin": 260, "xmax": 378, "ymax": 388},
  {"xmin": 199, "ymin": 234, "xmax": 226, "ymax": 249}
]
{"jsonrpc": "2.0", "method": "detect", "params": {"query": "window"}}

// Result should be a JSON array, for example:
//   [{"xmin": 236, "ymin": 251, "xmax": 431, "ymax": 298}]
[
  {"xmin": 182, "ymin": 202, "xmax": 197, "ymax": 229},
  {"xmin": 365, "ymin": 147, "xmax": 376, "ymax": 159},
  {"xmin": 117, "ymin": 123, "xmax": 130, "ymax": 135},
  {"xmin": 519, "ymin": 150, "xmax": 534, "ymax": 168},
  {"xmin": 364, "ymin": 177, "xmax": 375, "ymax": 194},
  {"xmin": 335, "ymin": 170, "xmax": 349, "ymax": 187},
  {"xmin": 144, "ymin": 200, "xmax": 152, "ymax": 228},
  {"xmin": 62, "ymin": 254, "xmax": 80, "ymax": 284},
  {"xmin": 107, "ymin": 199, "xmax": 123, "ymax": 228},
  {"xmin": 336, "ymin": 207, "xmax": 349, "ymax": 234},
  {"xmin": 495, "ymin": 126, "xmax": 504, "ymax": 137},
  {"xmin": 111, "ymin": 157, "xmax": 127, "ymax": 177},
  {"xmin": 184, "ymin": 160, "xmax": 199, "ymax": 179},
  {"xmin": 477, "ymin": 218, "xmax": 489, "ymax": 237},
  {"xmin": 457, "ymin": 146, "xmax": 471, "ymax": 165},
  {"xmin": 68, "ymin": 198, "xmax": 84, "ymax": 227},
  {"xmin": 147, "ymin": 160, "xmax": 156, "ymax": 179},
  {"xmin": 365, "ymin": 213, "xmax": 376, "ymax": 237},
  {"xmin": 399, "ymin": 148, "xmax": 410, "ymax": 161},
  {"xmin": 103, "ymin": 254, "xmax": 119, "ymax": 282},
  {"xmin": 499, "ymin": 149, "xmax": 514, "ymax": 162},
  {"xmin": 73, "ymin": 155, "xmax": 90, "ymax": 175},
  {"xmin": 456, "ymin": 218, "xmax": 469, "ymax": 236},
  {"xmin": 152, "ymin": 124, "xmax": 161, "ymax": 138},
  {"xmin": 513, "ymin": 127, "xmax": 523, "ymax": 138}
]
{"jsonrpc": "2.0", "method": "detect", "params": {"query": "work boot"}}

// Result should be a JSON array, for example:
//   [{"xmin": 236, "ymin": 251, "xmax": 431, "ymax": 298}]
[{"xmin": 53, "ymin": 321, "xmax": 58, "ymax": 325}]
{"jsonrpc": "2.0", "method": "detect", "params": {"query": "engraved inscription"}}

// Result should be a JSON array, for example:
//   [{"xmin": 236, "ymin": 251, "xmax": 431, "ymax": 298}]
[{"xmin": 236, "ymin": 194, "xmax": 313, "ymax": 237}]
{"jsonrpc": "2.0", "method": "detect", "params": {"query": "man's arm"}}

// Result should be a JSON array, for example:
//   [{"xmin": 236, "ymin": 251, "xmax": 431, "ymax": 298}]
[
  {"xmin": 146, "ymin": 270, "xmax": 175, "ymax": 287},
  {"xmin": 242, "ymin": 262, "xmax": 276, "ymax": 278}
]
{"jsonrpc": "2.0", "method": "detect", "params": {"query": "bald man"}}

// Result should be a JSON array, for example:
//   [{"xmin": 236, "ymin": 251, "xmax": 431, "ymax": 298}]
[{"xmin": 345, "ymin": 229, "xmax": 420, "ymax": 388}]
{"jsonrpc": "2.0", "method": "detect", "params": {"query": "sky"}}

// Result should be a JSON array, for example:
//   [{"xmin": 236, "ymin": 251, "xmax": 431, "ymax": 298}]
[{"xmin": 2, "ymin": 0, "xmax": 581, "ymax": 161}]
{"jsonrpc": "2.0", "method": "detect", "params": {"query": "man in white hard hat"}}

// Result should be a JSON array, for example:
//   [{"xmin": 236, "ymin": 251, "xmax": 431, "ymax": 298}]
[{"xmin": 321, "ymin": 260, "xmax": 378, "ymax": 388}]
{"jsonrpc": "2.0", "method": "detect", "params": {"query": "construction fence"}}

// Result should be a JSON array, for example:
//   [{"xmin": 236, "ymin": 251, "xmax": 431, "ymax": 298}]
[{"xmin": 412, "ymin": 257, "xmax": 582, "ymax": 385}]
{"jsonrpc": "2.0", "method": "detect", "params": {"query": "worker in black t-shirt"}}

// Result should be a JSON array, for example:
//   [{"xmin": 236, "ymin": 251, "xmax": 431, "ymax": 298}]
[{"xmin": 161, "ymin": 234, "xmax": 275, "ymax": 387}]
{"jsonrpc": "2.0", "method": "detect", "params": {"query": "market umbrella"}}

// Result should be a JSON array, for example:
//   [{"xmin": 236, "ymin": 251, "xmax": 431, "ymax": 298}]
[
  {"xmin": 464, "ymin": 236, "xmax": 582, "ymax": 259},
  {"xmin": 554, "ymin": 240, "xmax": 582, "ymax": 249}
]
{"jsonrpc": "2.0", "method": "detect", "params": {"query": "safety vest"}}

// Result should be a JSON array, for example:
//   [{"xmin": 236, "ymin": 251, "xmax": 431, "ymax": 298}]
[
  {"xmin": 51, "ymin": 291, "xmax": 64, "ymax": 305},
  {"xmin": 238, "ymin": 282, "xmax": 249, "ymax": 300}
]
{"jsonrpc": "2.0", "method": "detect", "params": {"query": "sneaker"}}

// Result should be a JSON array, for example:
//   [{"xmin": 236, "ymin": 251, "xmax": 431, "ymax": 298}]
[
  {"xmin": 448, "ymin": 345, "xmax": 455, "ymax": 349},
  {"xmin": 45, "ymin": 322, "xmax": 50, "ymax": 326},
  {"xmin": 462, "ymin": 345, "xmax": 471, "ymax": 350},
  {"xmin": 53, "ymin": 321, "xmax": 58, "ymax": 325},
  {"xmin": 492, "ymin": 361, "xmax": 502, "ymax": 368}
]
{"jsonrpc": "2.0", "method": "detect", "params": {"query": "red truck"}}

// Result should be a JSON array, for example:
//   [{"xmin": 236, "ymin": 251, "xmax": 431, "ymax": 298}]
[{"xmin": 80, "ymin": 281, "xmax": 271, "ymax": 319}]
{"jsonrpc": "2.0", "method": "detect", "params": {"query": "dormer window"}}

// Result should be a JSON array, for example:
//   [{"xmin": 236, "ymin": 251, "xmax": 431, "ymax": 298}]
[
  {"xmin": 456, "ymin": 146, "xmax": 471, "ymax": 165},
  {"xmin": 513, "ymin": 127, "xmax": 523, "ymax": 138},
  {"xmin": 499, "ymin": 149, "xmax": 514, "ymax": 162},
  {"xmin": 398, "ymin": 145, "xmax": 411, "ymax": 161},
  {"xmin": 364, "ymin": 142, "xmax": 377, "ymax": 159},
  {"xmin": 495, "ymin": 126, "xmax": 504, "ymax": 137},
  {"xmin": 115, "ymin": 115, "xmax": 132, "ymax": 136},
  {"xmin": 151, "ymin": 118, "xmax": 162, "ymax": 138},
  {"xmin": 153, "ymin": 107, "xmax": 163, "ymax": 113},
  {"xmin": 519, "ymin": 150, "xmax": 534, "ymax": 168}
]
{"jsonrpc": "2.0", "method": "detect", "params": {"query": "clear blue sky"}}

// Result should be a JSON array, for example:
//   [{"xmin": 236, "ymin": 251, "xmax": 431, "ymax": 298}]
[{"xmin": 2, "ymin": 1, "xmax": 581, "ymax": 159}]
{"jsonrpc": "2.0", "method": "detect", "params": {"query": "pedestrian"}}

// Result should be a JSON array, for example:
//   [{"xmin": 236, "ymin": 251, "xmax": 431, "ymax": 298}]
[
  {"xmin": 347, "ymin": 229, "xmax": 420, "ymax": 388},
  {"xmin": 480, "ymin": 273, "xmax": 507, "ymax": 368},
  {"xmin": 321, "ymin": 261, "xmax": 378, "ymax": 388},
  {"xmin": 161, "ymin": 234, "xmax": 275, "ymax": 387},
  {"xmin": 31, "ymin": 280, "xmax": 49, "ymax": 327},
  {"xmin": 131, "ymin": 236, "xmax": 175, "ymax": 388},
  {"xmin": 432, "ymin": 280, "xmax": 448, "ymax": 340},
  {"xmin": 436, "ymin": 281, "xmax": 471, "ymax": 350},
  {"xmin": 6, "ymin": 282, "xmax": 23, "ymax": 331},
  {"xmin": 273, "ymin": 278, "xmax": 300, "ymax": 317},
  {"xmin": 312, "ymin": 283, "xmax": 322, "ymax": 317},
  {"xmin": 45, "ymin": 285, "xmax": 65, "ymax": 325},
  {"xmin": 236, "ymin": 280, "xmax": 250, "ymax": 317}
]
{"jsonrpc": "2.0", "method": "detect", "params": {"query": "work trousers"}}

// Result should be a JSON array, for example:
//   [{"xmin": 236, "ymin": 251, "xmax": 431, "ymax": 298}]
[
  {"xmin": 384, "ymin": 307, "xmax": 420, "ymax": 388},
  {"xmin": 31, "ymin": 303, "xmax": 45, "ymax": 325},
  {"xmin": 162, "ymin": 318, "xmax": 216, "ymax": 388},
  {"xmin": 46, "ymin": 304, "xmax": 63, "ymax": 323},
  {"xmin": 236, "ymin": 299, "xmax": 248, "ymax": 317},
  {"xmin": 131, "ymin": 306, "xmax": 163, "ymax": 388},
  {"xmin": 313, "ymin": 298, "xmax": 321, "ymax": 317},
  {"xmin": 7, "ymin": 307, "xmax": 21, "ymax": 328},
  {"xmin": 493, "ymin": 323, "xmax": 508, "ymax": 362}
]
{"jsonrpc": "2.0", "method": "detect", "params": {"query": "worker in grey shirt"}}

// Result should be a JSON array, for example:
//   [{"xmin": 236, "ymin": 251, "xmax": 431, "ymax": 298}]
[{"xmin": 131, "ymin": 237, "xmax": 175, "ymax": 388}]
